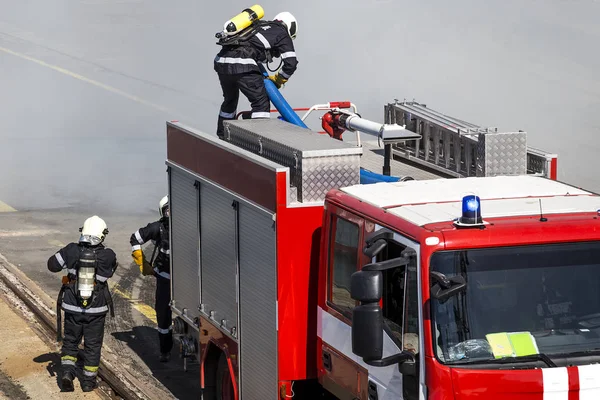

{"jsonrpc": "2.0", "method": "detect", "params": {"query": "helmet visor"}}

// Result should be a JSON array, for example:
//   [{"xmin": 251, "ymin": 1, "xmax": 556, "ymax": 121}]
[{"xmin": 79, "ymin": 234, "xmax": 103, "ymax": 246}]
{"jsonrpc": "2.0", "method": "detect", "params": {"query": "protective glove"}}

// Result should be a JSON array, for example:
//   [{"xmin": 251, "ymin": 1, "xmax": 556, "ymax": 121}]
[
  {"xmin": 132, "ymin": 249, "xmax": 144, "ymax": 266},
  {"xmin": 132, "ymin": 249, "xmax": 154, "ymax": 276},
  {"xmin": 267, "ymin": 73, "xmax": 288, "ymax": 89}
]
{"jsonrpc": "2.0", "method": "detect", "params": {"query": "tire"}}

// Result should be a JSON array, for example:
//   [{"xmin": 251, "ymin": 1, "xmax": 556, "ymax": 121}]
[{"xmin": 215, "ymin": 353, "xmax": 235, "ymax": 400}]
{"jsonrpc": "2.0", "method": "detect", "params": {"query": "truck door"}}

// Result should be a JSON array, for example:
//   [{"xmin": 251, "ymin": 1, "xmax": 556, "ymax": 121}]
[
  {"xmin": 359, "ymin": 224, "xmax": 423, "ymax": 400},
  {"xmin": 320, "ymin": 208, "xmax": 367, "ymax": 399},
  {"xmin": 372, "ymin": 229, "xmax": 420, "ymax": 400},
  {"xmin": 319, "ymin": 208, "xmax": 420, "ymax": 400}
]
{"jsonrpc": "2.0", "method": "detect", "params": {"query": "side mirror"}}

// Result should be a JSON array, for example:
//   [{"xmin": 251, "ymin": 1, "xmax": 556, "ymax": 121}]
[
  {"xmin": 351, "ymin": 270, "xmax": 383, "ymax": 361},
  {"xmin": 430, "ymin": 271, "xmax": 467, "ymax": 303},
  {"xmin": 352, "ymin": 303, "xmax": 384, "ymax": 361},
  {"xmin": 350, "ymin": 270, "xmax": 382, "ymax": 302},
  {"xmin": 351, "ymin": 236, "xmax": 416, "ymax": 368},
  {"xmin": 350, "ymin": 269, "xmax": 415, "ymax": 367}
]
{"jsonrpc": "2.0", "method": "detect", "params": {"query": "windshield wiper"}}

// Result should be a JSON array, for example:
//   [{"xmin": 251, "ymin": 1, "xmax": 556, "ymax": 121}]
[{"xmin": 450, "ymin": 353, "xmax": 556, "ymax": 368}]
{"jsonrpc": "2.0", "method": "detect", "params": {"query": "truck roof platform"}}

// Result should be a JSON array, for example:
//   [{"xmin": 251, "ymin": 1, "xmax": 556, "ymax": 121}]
[{"xmin": 348, "ymin": 136, "xmax": 446, "ymax": 181}]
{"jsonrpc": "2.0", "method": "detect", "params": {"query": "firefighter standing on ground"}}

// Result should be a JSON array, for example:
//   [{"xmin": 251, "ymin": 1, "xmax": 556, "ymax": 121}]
[
  {"xmin": 215, "ymin": 10, "xmax": 299, "ymax": 138},
  {"xmin": 129, "ymin": 195, "xmax": 173, "ymax": 362},
  {"xmin": 48, "ymin": 215, "xmax": 117, "ymax": 392}
]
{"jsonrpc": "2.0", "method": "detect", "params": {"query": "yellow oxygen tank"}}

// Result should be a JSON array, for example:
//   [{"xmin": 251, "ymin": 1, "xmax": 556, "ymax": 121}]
[{"xmin": 223, "ymin": 5, "xmax": 265, "ymax": 36}]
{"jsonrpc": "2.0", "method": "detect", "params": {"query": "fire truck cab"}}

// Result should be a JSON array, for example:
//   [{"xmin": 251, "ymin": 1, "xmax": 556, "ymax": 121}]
[
  {"xmin": 323, "ymin": 176, "xmax": 600, "ymax": 400},
  {"xmin": 165, "ymin": 100, "xmax": 600, "ymax": 399}
]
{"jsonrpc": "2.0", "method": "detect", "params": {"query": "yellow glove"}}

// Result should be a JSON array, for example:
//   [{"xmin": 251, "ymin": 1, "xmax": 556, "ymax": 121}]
[
  {"xmin": 132, "ymin": 249, "xmax": 144, "ymax": 266},
  {"xmin": 267, "ymin": 73, "xmax": 288, "ymax": 89},
  {"xmin": 132, "ymin": 249, "xmax": 154, "ymax": 276}
]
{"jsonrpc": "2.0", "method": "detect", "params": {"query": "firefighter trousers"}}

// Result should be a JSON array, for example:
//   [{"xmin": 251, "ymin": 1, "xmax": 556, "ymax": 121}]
[
  {"xmin": 156, "ymin": 276, "xmax": 173, "ymax": 354},
  {"xmin": 60, "ymin": 312, "xmax": 106, "ymax": 382},
  {"xmin": 216, "ymin": 72, "xmax": 270, "ymax": 138}
]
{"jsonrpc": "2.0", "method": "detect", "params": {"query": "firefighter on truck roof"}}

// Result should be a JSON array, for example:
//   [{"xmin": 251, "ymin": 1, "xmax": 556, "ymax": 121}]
[
  {"xmin": 48, "ymin": 215, "xmax": 117, "ymax": 393},
  {"xmin": 129, "ymin": 195, "xmax": 173, "ymax": 362},
  {"xmin": 214, "ymin": 8, "xmax": 299, "ymax": 139}
]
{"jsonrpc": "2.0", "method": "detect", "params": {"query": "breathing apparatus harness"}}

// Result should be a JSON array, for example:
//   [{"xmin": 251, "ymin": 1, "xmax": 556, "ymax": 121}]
[
  {"xmin": 56, "ymin": 244, "xmax": 114, "ymax": 342},
  {"xmin": 151, "ymin": 217, "xmax": 169, "ymax": 270},
  {"xmin": 215, "ymin": 20, "xmax": 284, "ymax": 73}
]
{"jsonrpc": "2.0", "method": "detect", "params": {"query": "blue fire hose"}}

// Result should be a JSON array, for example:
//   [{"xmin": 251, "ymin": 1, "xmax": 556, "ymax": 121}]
[
  {"xmin": 263, "ymin": 78, "xmax": 308, "ymax": 128},
  {"xmin": 359, "ymin": 168, "xmax": 400, "ymax": 184},
  {"xmin": 263, "ymin": 75, "xmax": 401, "ymax": 184}
]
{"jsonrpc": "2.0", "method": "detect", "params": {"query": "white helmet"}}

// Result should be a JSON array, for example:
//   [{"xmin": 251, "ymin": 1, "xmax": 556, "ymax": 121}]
[
  {"xmin": 274, "ymin": 12, "xmax": 297, "ymax": 40},
  {"xmin": 159, "ymin": 195, "xmax": 169, "ymax": 218},
  {"xmin": 79, "ymin": 216, "xmax": 108, "ymax": 246}
]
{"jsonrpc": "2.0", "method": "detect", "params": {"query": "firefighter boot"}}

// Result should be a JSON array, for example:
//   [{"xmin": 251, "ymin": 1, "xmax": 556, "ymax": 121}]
[
  {"xmin": 61, "ymin": 371, "xmax": 75, "ymax": 392},
  {"xmin": 81, "ymin": 379, "xmax": 98, "ymax": 393}
]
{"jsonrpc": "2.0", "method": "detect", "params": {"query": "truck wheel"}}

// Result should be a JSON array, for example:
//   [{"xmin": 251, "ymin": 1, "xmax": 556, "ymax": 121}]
[{"xmin": 216, "ymin": 353, "xmax": 234, "ymax": 400}]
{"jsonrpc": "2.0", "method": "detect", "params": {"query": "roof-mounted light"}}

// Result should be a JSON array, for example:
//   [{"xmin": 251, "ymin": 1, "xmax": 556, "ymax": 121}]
[{"xmin": 454, "ymin": 195, "xmax": 485, "ymax": 228}]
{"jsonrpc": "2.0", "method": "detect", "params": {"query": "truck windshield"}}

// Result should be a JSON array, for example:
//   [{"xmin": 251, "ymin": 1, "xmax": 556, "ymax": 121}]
[{"xmin": 430, "ymin": 241, "xmax": 600, "ymax": 366}]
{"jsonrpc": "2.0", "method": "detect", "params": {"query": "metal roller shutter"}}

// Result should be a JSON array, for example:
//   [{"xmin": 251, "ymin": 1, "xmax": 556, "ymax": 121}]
[
  {"xmin": 238, "ymin": 203, "xmax": 277, "ymax": 398},
  {"xmin": 200, "ymin": 184, "xmax": 238, "ymax": 333},
  {"xmin": 170, "ymin": 167, "xmax": 200, "ymax": 319}
]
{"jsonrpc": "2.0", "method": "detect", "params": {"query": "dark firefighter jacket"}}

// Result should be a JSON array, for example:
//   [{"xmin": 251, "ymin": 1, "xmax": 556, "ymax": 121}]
[
  {"xmin": 214, "ymin": 20, "xmax": 298, "ymax": 79},
  {"xmin": 130, "ymin": 219, "xmax": 170, "ymax": 280},
  {"xmin": 48, "ymin": 242, "xmax": 117, "ymax": 315}
]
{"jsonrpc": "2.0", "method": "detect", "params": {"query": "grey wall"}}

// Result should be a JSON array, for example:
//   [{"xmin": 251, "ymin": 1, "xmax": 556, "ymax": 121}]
[{"xmin": 1, "ymin": 0, "xmax": 598, "ymax": 217}]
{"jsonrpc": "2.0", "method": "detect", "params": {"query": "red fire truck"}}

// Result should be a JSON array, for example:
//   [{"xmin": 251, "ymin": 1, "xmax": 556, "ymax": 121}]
[{"xmin": 165, "ymin": 100, "xmax": 600, "ymax": 399}]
